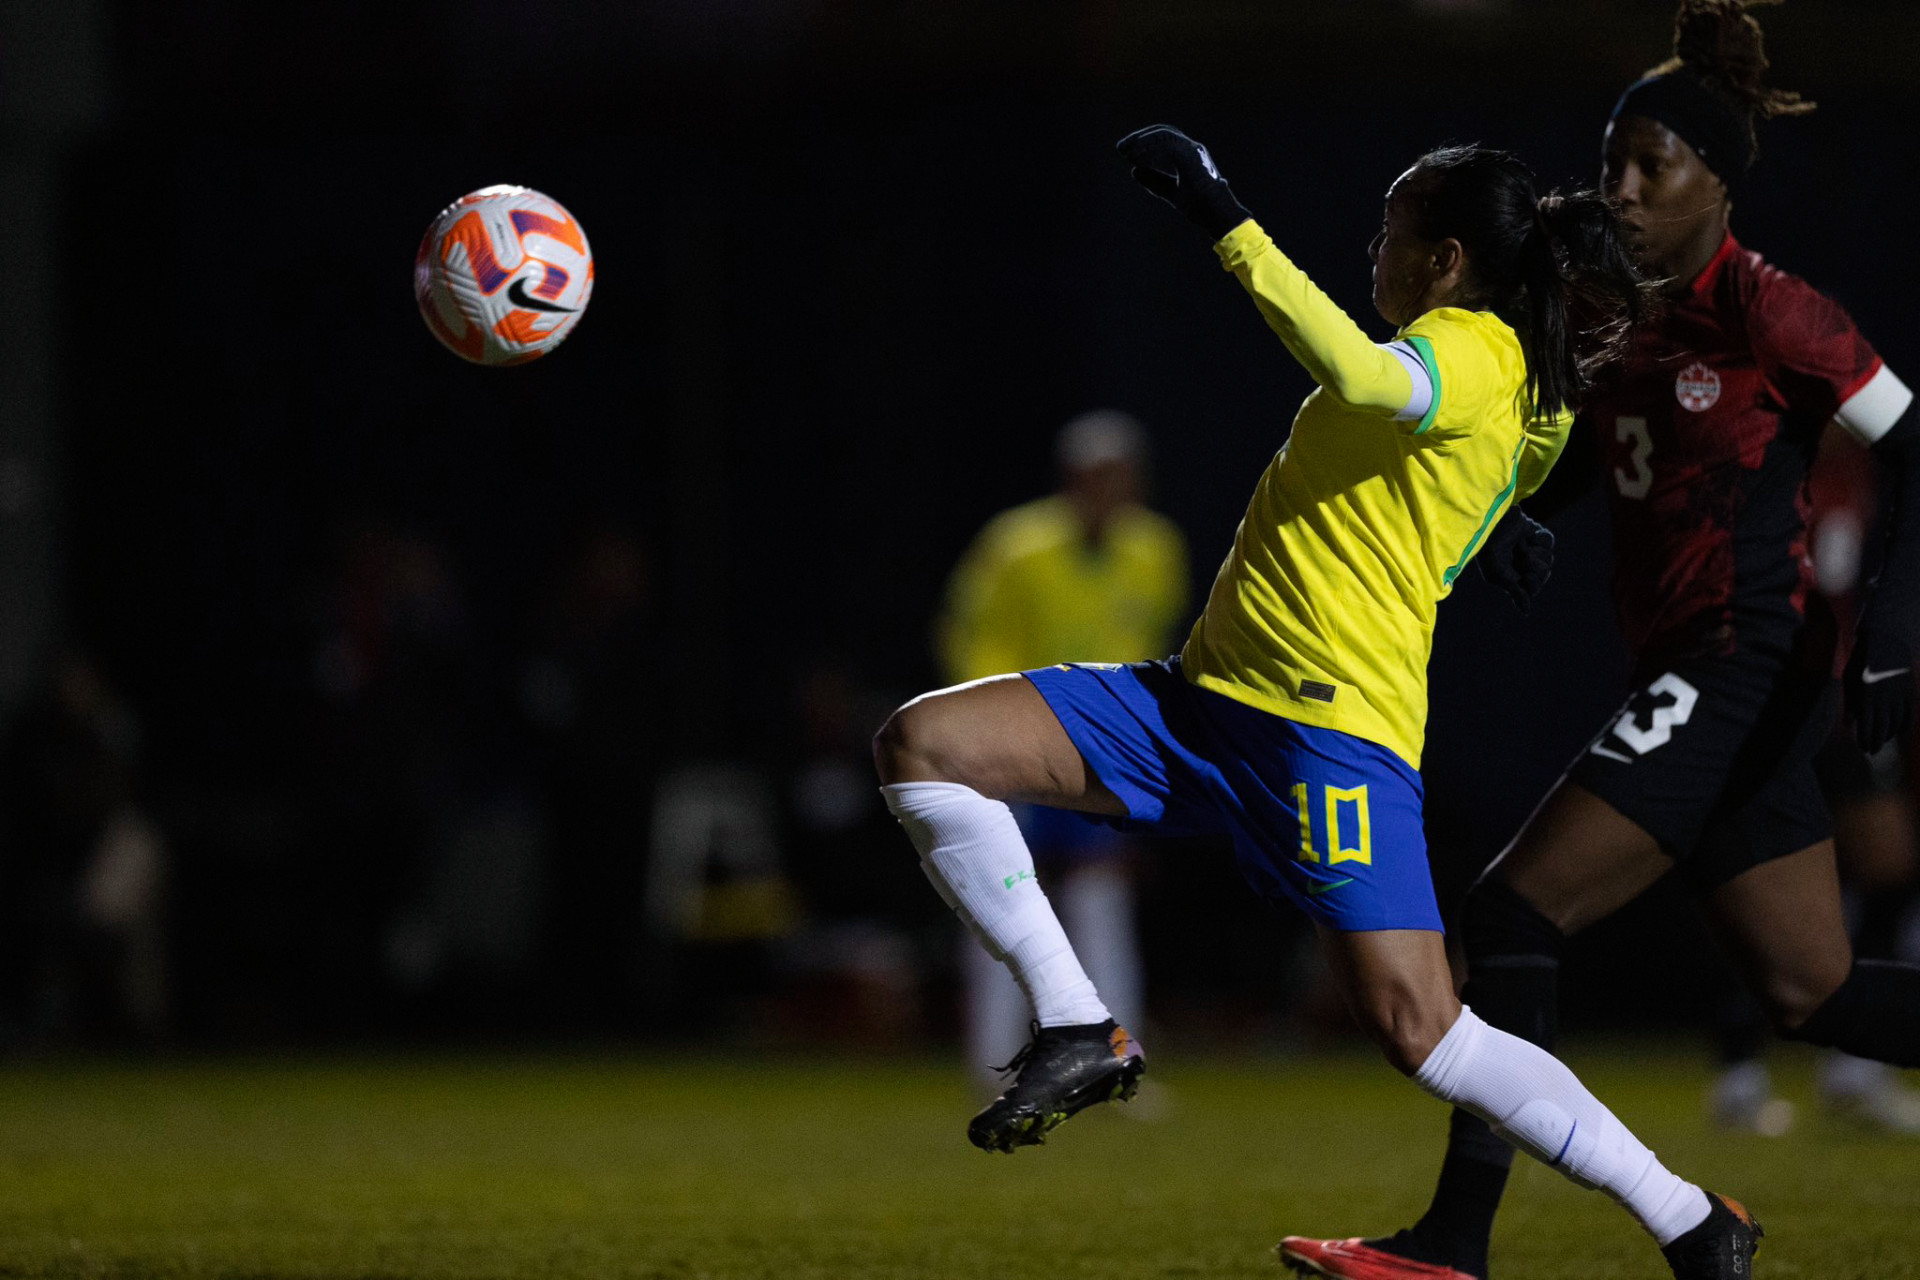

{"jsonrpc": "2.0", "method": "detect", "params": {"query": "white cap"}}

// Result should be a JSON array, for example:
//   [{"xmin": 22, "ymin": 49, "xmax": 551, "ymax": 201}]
[{"xmin": 1056, "ymin": 409, "xmax": 1148, "ymax": 470}]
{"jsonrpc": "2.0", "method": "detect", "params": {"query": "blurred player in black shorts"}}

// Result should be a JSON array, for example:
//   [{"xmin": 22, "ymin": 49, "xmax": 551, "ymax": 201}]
[
  {"xmin": 1282, "ymin": 4, "xmax": 1920, "ymax": 1279},
  {"xmin": 1707, "ymin": 430, "xmax": 1920, "ymax": 1134}
]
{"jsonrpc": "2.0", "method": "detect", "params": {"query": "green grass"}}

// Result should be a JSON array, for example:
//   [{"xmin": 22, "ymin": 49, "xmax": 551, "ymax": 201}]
[{"xmin": 0, "ymin": 1045, "xmax": 1916, "ymax": 1278}]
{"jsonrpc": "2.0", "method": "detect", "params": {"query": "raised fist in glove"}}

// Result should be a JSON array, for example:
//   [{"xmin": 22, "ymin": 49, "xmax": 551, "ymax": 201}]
[{"xmin": 1116, "ymin": 124, "xmax": 1254, "ymax": 241}]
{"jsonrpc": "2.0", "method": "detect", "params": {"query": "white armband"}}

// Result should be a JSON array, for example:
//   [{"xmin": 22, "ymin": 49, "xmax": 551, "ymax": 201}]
[
  {"xmin": 1383, "ymin": 340, "xmax": 1435, "ymax": 425},
  {"xmin": 1836, "ymin": 363, "xmax": 1914, "ymax": 446}
]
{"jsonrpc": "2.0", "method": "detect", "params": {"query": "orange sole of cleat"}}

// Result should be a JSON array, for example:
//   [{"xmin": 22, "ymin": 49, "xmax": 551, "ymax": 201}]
[{"xmin": 1275, "ymin": 1237, "xmax": 1478, "ymax": 1280}]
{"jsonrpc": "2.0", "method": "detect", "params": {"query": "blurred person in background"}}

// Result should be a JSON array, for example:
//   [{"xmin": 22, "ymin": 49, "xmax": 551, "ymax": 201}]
[
  {"xmin": 519, "ymin": 521, "xmax": 668, "ymax": 1025},
  {"xmin": 0, "ymin": 651, "xmax": 169, "ymax": 1046},
  {"xmin": 1283, "ymin": 4, "xmax": 1920, "ymax": 1278},
  {"xmin": 877, "ymin": 115, "xmax": 1763, "ymax": 1277},
  {"xmin": 775, "ymin": 657, "xmax": 947, "ymax": 1046},
  {"xmin": 517, "ymin": 523, "xmax": 803, "ymax": 1034},
  {"xmin": 308, "ymin": 519, "xmax": 497, "ymax": 1020},
  {"xmin": 935, "ymin": 410, "xmax": 1188, "ymax": 1080}
]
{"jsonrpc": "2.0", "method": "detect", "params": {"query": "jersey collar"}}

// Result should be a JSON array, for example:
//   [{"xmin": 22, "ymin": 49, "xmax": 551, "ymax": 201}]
[{"xmin": 1688, "ymin": 232, "xmax": 1739, "ymax": 299}]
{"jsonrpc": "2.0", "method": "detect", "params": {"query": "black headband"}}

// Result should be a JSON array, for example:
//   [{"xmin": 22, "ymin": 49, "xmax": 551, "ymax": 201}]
[{"xmin": 1610, "ymin": 72, "xmax": 1755, "ymax": 184}]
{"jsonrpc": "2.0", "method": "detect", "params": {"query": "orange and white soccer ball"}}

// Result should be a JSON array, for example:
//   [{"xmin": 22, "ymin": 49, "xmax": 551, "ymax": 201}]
[{"xmin": 414, "ymin": 185, "xmax": 594, "ymax": 366}]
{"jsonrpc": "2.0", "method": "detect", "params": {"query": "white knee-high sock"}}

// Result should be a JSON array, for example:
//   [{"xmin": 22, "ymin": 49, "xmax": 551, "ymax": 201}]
[
  {"xmin": 882, "ymin": 781, "xmax": 1109, "ymax": 1027},
  {"xmin": 1415, "ymin": 1007, "xmax": 1710, "ymax": 1245}
]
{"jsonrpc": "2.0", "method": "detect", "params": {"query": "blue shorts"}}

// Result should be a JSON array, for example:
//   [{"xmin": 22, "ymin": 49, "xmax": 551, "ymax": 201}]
[
  {"xmin": 1025, "ymin": 658, "xmax": 1440, "ymax": 932},
  {"xmin": 1012, "ymin": 803, "xmax": 1131, "ymax": 867}
]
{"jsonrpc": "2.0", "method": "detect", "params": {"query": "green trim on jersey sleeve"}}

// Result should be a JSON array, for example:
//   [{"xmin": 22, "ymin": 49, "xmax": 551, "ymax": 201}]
[
  {"xmin": 1405, "ymin": 335, "xmax": 1443, "ymax": 435},
  {"xmin": 1442, "ymin": 448, "xmax": 1522, "ymax": 586}
]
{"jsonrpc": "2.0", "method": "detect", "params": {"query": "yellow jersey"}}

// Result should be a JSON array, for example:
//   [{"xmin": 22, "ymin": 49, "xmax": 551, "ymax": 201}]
[
  {"xmin": 1181, "ymin": 220, "xmax": 1569, "ymax": 769},
  {"xmin": 940, "ymin": 495, "xmax": 1189, "ymax": 683}
]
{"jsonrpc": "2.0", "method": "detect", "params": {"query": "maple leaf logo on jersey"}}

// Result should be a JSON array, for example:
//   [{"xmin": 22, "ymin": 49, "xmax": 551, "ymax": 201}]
[{"xmin": 1675, "ymin": 361, "xmax": 1722, "ymax": 412}]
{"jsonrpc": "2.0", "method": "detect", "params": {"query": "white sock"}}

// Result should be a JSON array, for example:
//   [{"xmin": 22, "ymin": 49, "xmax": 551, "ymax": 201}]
[
  {"xmin": 882, "ymin": 781, "xmax": 1110, "ymax": 1027},
  {"xmin": 1415, "ymin": 1007, "xmax": 1711, "ymax": 1246}
]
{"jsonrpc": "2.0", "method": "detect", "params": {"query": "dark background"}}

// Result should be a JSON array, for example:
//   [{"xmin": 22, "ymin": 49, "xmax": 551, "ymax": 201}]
[{"xmin": 2, "ymin": 0, "xmax": 1915, "ymax": 1049}]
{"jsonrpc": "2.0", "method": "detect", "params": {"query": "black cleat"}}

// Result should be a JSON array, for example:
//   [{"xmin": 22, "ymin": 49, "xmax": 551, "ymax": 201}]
[
  {"xmin": 1660, "ymin": 1192, "xmax": 1762, "ymax": 1279},
  {"xmin": 966, "ymin": 1019, "xmax": 1145, "ymax": 1153}
]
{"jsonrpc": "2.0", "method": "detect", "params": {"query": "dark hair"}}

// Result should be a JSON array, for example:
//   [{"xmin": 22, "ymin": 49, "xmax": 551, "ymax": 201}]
[
  {"xmin": 1649, "ymin": 0, "xmax": 1814, "ymax": 157},
  {"xmin": 1402, "ymin": 146, "xmax": 1651, "ymax": 420}
]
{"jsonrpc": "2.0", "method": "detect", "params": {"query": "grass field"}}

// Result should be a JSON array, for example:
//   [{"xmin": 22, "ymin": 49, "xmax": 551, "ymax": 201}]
[{"xmin": 1, "ymin": 1044, "xmax": 1916, "ymax": 1279}]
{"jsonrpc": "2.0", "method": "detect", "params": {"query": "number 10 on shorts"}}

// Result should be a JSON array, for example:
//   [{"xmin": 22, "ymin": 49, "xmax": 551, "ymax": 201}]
[{"xmin": 1291, "ymin": 782, "xmax": 1373, "ymax": 865}]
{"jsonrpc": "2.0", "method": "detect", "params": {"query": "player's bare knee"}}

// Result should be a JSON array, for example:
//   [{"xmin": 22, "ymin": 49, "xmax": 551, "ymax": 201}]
[
  {"xmin": 1351, "ymin": 986, "xmax": 1451, "ymax": 1075},
  {"xmin": 1761, "ymin": 964, "xmax": 1850, "ymax": 1035},
  {"xmin": 1388, "ymin": 1014, "xmax": 1452, "ymax": 1076},
  {"xmin": 874, "ymin": 696, "xmax": 987, "ymax": 789},
  {"xmin": 874, "ymin": 701, "xmax": 942, "ymax": 784}
]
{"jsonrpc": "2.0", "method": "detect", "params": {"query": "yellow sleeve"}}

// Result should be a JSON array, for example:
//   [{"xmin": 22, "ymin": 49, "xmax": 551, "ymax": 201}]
[
  {"xmin": 1516, "ymin": 407, "xmax": 1574, "ymax": 499},
  {"xmin": 1215, "ymin": 220, "xmax": 1415, "ymax": 419},
  {"xmin": 936, "ymin": 532, "xmax": 1027, "ymax": 684}
]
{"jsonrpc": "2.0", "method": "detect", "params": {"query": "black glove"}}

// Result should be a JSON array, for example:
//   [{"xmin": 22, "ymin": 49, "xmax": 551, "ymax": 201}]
[
  {"xmin": 1846, "ymin": 617, "xmax": 1915, "ymax": 754},
  {"xmin": 1476, "ymin": 506, "xmax": 1555, "ymax": 613},
  {"xmin": 1115, "ymin": 124, "xmax": 1253, "ymax": 241}
]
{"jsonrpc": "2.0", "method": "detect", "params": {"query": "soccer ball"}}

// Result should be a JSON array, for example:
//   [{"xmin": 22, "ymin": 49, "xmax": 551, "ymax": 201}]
[{"xmin": 414, "ymin": 185, "xmax": 594, "ymax": 366}]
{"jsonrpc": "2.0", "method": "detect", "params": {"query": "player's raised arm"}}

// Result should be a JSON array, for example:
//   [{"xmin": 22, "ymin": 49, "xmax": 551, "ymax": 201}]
[{"xmin": 1116, "ymin": 124, "xmax": 1424, "ymax": 422}]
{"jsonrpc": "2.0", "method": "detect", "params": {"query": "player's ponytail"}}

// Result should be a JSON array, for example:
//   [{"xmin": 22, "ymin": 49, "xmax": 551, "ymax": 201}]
[
  {"xmin": 1529, "ymin": 190, "xmax": 1648, "ymax": 418},
  {"xmin": 1406, "ymin": 146, "xmax": 1650, "ymax": 420}
]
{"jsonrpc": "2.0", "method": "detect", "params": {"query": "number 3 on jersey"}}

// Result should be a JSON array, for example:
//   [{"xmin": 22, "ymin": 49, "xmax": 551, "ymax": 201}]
[
  {"xmin": 1592, "ymin": 671, "xmax": 1700, "ymax": 761},
  {"xmin": 1615, "ymin": 415, "xmax": 1653, "ymax": 499},
  {"xmin": 1291, "ymin": 782, "xmax": 1372, "ymax": 865}
]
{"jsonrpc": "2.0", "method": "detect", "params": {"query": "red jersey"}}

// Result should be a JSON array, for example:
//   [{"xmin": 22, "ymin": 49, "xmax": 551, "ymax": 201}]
[{"xmin": 1585, "ymin": 234, "xmax": 1889, "ymax": 668}]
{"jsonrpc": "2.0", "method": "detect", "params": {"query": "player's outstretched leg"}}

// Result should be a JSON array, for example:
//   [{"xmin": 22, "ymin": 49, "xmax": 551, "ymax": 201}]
[
  {"xmin": 1298, "ymin": 927, "xmax": 1756, "ymax": 1280},
  {"xmin": 1708, "ymin": 843, "xmax": 1920, "ymax": 1069},
  {"xmin": 1282, "ymin": 784, "xmax": 1671, "ymax": 1279},
  {"xmin": 1280, "ymin": 1194, "xmax": 1761, "ymax": 1280},
  {"xmin": 1274, "ymin": 878, "xmax": 1575, "ymax": 1279},
  {"xmin": 875, "ymin": 674, "xmax": 1145, "ymax": 1151},
  {"xmin": 967, "ymin": 1018, "xmax": 1146, "ymax": 1152}
]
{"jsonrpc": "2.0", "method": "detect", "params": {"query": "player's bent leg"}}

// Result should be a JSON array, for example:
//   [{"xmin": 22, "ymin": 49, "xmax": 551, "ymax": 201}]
[
  {"xmin": 1708, "ymin": 839, "xmax": 1920, "ymax": 1066},
  {"xmin": 1350, "ymin": 879, "xmax": 1574, "ymax": 1278},
  {"xmin": 1306, "ymin": 906, "xmax": 1756, "ymax": 1276},
  {"xmin": 1317, "ymin": 926, "xmax": 1461, "ymax": 1076},
  {"xmin": 1281, "ymin": 933, "xmax": 1501, "ymax": 1277},
  {"xmin": 1703, "ymin": 839, "xmax": 1850, "ymax": 1030},
  {"xmin": 1294, "ymin": 784, "xmax": 1676, "ymax": 1279},
  {"xmin": 1485, "ymin": 782, "xmax": 1674, "ymax": 935},
  {"xmin": 1431, "ymin": 786, "xmax": 1672, "ymax": 1221},
  {"xmin": 873, "ymin": 673, "xmax": 1126, "ymax": 808},
  {"xmin": 874, "ymin": 675, "xmax": 1143, "ymax": 1153}
]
